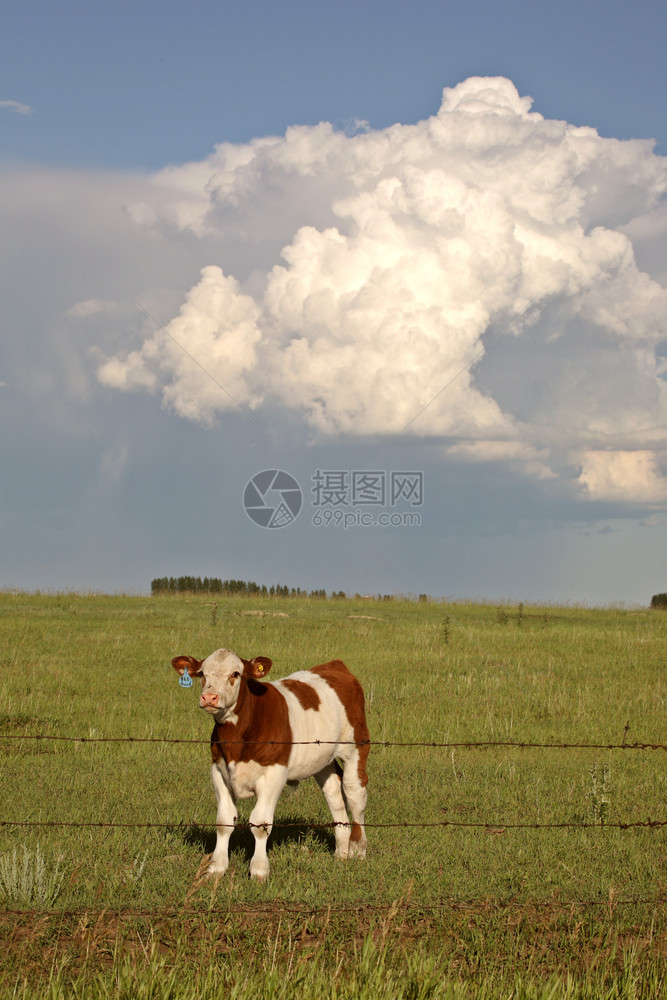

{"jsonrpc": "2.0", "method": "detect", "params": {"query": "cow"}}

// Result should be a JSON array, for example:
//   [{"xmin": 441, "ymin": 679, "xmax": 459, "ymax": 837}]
[{"xmin": 171, "ymin": 649, "xmax": 369, "ymax": 880}]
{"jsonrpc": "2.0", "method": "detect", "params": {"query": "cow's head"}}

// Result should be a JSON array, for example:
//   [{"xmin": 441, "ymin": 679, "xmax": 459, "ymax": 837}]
[{"xmin": 171, "ymin": 648, "xmax": 273, "ymax": 720}]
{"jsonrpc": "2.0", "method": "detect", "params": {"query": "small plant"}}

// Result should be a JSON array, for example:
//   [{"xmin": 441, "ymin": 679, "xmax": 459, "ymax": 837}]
[
  {"xmin": 517, "ymin": 602, "xmax": 524, "ymax": 626},
  {"xmin": 589, "ymin": 763, "xmax": 612, "ymax": 825},
  {"xmin": 441, "ymin": 614, "xmax": 451, "ymax": 644},
  {"xmin": 496, "ymin": 606, "xmax": 509, "ymax": 625},
  {"xmin": 0, "ymin": 845, "xmax": 65, "ymax": 907},
  {"xmin": 121, "ymin": 850, "xmax": 148, "ymax": 885}
]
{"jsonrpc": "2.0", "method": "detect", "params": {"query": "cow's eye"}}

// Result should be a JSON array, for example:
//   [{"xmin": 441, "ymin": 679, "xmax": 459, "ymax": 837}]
[{"xmin": 230, "ymin": 671, "xmax": 240, "ymax": 681}]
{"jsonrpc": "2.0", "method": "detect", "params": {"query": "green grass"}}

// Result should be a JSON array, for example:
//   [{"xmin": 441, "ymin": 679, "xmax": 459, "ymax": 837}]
[{"xmin": 0, "ymin": 591, "xmax": 666, "ymax": 997}]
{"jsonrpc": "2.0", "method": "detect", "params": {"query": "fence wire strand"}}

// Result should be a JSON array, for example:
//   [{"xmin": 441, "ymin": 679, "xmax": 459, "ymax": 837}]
[
  {"xmin": 1, "ymin": 734, "xmax": 666, "ymax": 749},
  {"xmin": 0, "ymin": 817, "xmax": 664, "ymax": 831},
  {"xmin": 1, "ymin": 897, "xmax": 665, "ymax": 921},
  {"xmin": 2, "ymin": 732, "xmax": 665, "ymax": 832}
]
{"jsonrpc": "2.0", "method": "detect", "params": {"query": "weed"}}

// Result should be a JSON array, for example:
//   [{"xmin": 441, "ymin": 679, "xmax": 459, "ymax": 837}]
[
  {"xmin": 442, "ymin": 614, "xmax": 451, "ymax": 644},
  {"xmin": 0, "ymin": 845, "xmax": 64, "ymax": 907},
  {"xmin": 589, "ymin": 763, "xmax": 612, "ymax": 825}
]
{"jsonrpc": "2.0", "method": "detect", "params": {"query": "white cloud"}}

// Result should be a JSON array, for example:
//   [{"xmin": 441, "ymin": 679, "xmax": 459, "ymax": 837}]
[
  {"xmin": 578, "ymin": 450, "xmax": 667, "ymax": 504},
  {"xmin": 67, "ymin": 298, "xmax": 127, "ymax": 319},
  {"xmin": 94, "ymin": 76, "xmax": 667, "ymax": 506},
  {"xmin": 446, "ymin": 439, "xmax": 556, "ymax": 482},
  {"xmin": 0, "ymin": 99, "xmax": 33, "ymax": 116},
  {"xmin": 98, "ymin": 265, "xmax": 262, "ymax": 424}
]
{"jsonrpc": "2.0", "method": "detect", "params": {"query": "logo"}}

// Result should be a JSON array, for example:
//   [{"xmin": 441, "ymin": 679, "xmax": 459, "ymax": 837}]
[{"xmin": 243, "ymin": 470, "xmax": 303, "ymax": 529}]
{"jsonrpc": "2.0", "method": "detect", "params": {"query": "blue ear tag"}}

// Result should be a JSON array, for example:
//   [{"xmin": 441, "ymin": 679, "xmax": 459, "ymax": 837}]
[{"xmin": 179, "ymin": 670, "xmax": 193, "ymax": 689}]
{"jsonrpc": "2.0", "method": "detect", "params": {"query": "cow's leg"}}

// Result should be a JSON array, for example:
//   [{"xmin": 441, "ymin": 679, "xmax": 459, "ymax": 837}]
[
  {"xmin": 208, "ymin": 762, "xmax": 237, "ymax": 875},
  {"xmin": 315, "ymin": 762, "xmax": 353, "ymax": 859},
  {"xmin": 340, "ymin": 746, "xmax": 368, "ymax": 859},
  {"xmin": 247, "ymin": 765, "xmax": 288, "ymax": 881}
]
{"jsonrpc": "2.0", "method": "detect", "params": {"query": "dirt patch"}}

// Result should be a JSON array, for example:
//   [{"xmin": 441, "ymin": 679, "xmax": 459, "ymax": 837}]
[
  {"xmin": 2, "ymin": 898, "xmax": 665, "ymax": 975},
  {"xmin": 237, "ymin": 611, "xmax": 290, "ymax": 618}
]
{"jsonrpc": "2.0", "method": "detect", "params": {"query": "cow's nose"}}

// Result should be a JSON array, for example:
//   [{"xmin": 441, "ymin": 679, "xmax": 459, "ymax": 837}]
[{"xmin": 200, "ymin": 692, "xmax": 219, "ymax": 708}]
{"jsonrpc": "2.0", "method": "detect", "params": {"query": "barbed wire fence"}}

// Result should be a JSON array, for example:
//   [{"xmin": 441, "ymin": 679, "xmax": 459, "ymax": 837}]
[
  {"xmin": 1, "ymin": 732, "xmax": 665, "ymax": 919},
  {"xmin": 2, "ymin": 734, "xmax": 666, "ymax": 749},
  {"xmin": 2, "ymin": 734, "xmax": 666, "ymax": 834},
  {"xmin": 1, "ymin": 897, "xmax": 664, "ymax": 922}
]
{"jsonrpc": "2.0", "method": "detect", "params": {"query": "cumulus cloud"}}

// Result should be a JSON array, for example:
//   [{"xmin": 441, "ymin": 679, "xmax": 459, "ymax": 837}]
[
  {"xmin": 98, "ymin": 266, "xmax": 262, "ymax": 424},
  {"xmin": 579, "ymin": 451, "xmax": 667, "ymax": 504},
  {"xmin": 95, "ymin": 76, "xmax": 667, "ymax": 506}
]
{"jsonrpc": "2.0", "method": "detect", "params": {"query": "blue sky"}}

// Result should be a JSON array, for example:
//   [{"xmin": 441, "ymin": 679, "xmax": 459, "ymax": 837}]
[
  {"xmin": 5, "ymin": 0, "xmax": 667, "ymax": 168},
  {"xmin": 2, "ymin": 0, "xmax": 666, "ymax": 604}
]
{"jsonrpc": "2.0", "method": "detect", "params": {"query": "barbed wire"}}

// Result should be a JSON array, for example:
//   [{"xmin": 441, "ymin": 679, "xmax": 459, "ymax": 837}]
[
  {"xmin": 2, "ymin": 734, "xmax": 663, "ymax": 854},
  {"xmin": 0, "ymin": 896, "xmax": 664, "ymax": 921},
  {"xmin": 2, "ymin": 734, "xmax": 666, "ymax": 750},
  {"xmin": 0, "ymin": 817, "xmax": 664, "ymax": 831}
]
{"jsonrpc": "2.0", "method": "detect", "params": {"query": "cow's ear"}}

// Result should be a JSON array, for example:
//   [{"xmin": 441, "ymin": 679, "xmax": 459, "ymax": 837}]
[
  {"xmin": 171, "ymin": 655, "xmax": 203, "ymax": 677},
  {"xmin": 244, "ymin": 656, "xmax": 273, "ymax": 679}
]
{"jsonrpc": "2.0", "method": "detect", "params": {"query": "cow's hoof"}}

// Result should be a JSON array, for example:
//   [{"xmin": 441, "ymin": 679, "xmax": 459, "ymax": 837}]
[
  {"xmin": 336, "ymin": 842, "xmax": 366, "ymax": 861},
  {"xmin": 249, "ymin": 863, "xmax": 269, "ymax": 882},
  {"xmin": 206, "ymin": 862, "xmax": 228, "ymax": 878}
]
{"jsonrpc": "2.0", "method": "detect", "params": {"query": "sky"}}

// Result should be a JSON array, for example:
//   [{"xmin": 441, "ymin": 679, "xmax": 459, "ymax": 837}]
[{"xmin": 1, "ymin": 0, "xmax": 666, "ymax": 606}]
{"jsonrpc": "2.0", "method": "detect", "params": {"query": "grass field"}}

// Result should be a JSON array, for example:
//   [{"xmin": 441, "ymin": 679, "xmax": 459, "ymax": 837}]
[{"xmin": 0, "ymin": 591, "xmax": 666, "ymax": 997}]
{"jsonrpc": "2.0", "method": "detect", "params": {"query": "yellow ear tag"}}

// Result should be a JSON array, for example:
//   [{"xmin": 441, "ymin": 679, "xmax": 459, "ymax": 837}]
[{"xmin": 257, "ymin": 663, "xmax": 264, "ymax": 674}]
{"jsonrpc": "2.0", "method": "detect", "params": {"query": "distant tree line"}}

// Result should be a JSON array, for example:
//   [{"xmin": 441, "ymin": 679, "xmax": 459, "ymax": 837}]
[
  {"xmin": 150, "ymin": 583, "xmax": 667, "ymax": 607},
  {"xmin": 150, "ymin": 577, "xmax": 328, "ymax": 598},
  {"xmin": 150, "ymin": 577, "xmax": 427, "ymax": 601}
]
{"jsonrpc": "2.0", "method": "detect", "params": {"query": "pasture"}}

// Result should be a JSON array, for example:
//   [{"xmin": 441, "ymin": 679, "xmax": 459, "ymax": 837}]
[{"xmin": 0, "ymin": 591, "xmax": 665, "ymax": 998}]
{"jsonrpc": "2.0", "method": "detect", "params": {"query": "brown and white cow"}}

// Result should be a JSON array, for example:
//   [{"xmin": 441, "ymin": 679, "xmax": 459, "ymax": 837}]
[{"xmin": 171, "ymin": 649, "xmax": 369, "ymax": 880}]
